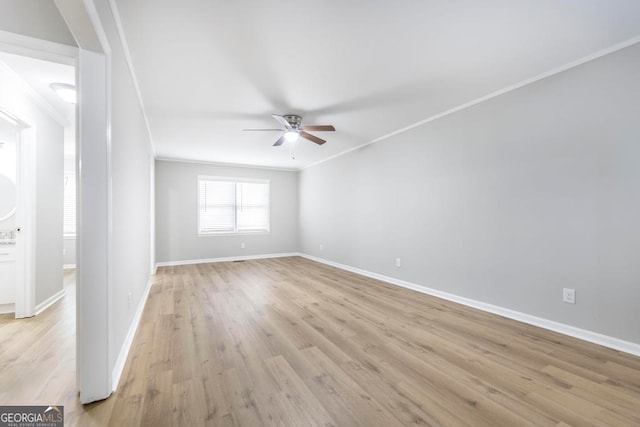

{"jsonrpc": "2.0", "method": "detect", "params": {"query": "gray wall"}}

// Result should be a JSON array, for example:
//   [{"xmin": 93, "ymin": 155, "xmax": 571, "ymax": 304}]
[
  {"xmin": 0, "ymin": 0, "xmax": 76, "ymax": 47},
  {"xmin": 299, "ymin": 43, "xmax": 640, "ymax": 345},
  {"xmin": 92, "ymin": 1, "xmax": 154, "ymax": 376},
  {"xmin": 156, "ymin": 160, "xmax": 298, "ymax": 263}
]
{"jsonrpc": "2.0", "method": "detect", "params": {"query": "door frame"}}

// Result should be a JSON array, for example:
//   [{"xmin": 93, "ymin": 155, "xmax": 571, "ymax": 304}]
[
  {"xmin": 10, "ymin": 110, "xmax": 35, "ymax": 319},
  {"xmin": 0, "ymin": 108, "xmax": 35, "ymax": 318}
]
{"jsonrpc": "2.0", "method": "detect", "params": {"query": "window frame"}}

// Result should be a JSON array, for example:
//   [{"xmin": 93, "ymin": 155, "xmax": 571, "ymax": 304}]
[{"xmin": 197, "ymin": 175, "xmax": 271, "ymax": 236}]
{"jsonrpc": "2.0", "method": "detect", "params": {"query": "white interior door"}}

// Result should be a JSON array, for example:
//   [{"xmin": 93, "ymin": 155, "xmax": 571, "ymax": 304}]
[
  {"xmin": 0, "ymin": 113, "xmax": 19, "ymax": 314},
  {"xmin": 14, "ymin": 121, "xmax": 36, "ymax": 319},
  {"xmin": 0, "ymin": 109, "xmax": 36, "ymax": 319}
]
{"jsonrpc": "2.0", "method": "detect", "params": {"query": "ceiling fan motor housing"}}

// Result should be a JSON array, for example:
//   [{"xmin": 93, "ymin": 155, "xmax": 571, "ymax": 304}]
[{"xmin": 283, "ymin": 114, "xmax": 302, "ymax": 129}]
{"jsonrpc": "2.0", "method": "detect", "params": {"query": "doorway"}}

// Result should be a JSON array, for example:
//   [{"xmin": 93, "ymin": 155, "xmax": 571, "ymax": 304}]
[
  {"xmin": 0, "ymin": 112, "xmax": 19, "ymax": 314},
  {"xmin": 0, "ymin": 107, "xmax": 36, "ymax": 319},
  {"xmin": 0, "ymin": 50, "xmax": 75, "ymax": 319},
  {"xmin": 0, "ymin": 49, "xmax": 81, "ymax": 411}
]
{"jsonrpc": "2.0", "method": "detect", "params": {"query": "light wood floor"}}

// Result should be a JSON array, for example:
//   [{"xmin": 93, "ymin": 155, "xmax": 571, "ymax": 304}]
[
  {"xmin": 2, "ymin": 258, "xmax": 640, "ymax": 426},
  {"xmin": 0, "ymin": 270, "xmax": 78, "ymax": 413}
]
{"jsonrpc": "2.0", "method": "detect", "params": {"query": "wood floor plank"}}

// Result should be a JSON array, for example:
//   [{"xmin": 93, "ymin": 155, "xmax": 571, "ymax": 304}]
[
  {"xmin": 264, "ymin": 355, "xmax": 337, "ymax": 426},
  {"xmin": 2, "ymin": 258, "xmax": 640, "ymax": 426},
  {"xmin": 139, "ymin": 370, "xmax": 173, "ymax": 427}
]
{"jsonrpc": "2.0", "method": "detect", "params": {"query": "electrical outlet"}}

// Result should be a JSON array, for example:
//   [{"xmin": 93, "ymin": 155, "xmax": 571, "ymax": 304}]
[
  {"xmin": 395, "ymin": 258, "xmax": 401, "ymax": 267},
  {"xmin": 319, "ymin": 244, "xmax": 324, "ymax": 251},
  {"xmin": 240, "ymin": 242, "xmax": 245, "ymax": 249},
  {"xmin": 562, "ymin": 288, "xmax": 576, "ymax": 304}
]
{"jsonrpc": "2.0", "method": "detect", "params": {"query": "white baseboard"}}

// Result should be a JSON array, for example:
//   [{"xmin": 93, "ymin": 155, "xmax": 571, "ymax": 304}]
[
  {"xmin": 35, "ymin": 289, "xmax": 66, "ymax": 315},
  {"xmin": 155, "ymin": 252, "xmax": 299, "ymax": 269},
  {"xmin": 112, "ymin": 276, "xmax": 153, "ymax": 391},
  {"xmin": 299, "ymin": 253, "xmax": 640, "ymax": 358},
  {"xmin": 63, "ymin": 264, "xmax": 76, "ymax": 270},
  {"xmin": 0, "ymin": 303, "xmax": 15, "ymax": 315}
]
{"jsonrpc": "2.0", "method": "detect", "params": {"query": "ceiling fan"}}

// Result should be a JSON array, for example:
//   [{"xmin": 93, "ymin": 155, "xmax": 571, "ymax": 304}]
[{"xmin": 244, "ymin": 114, "xmax": 335, "ymax": 146}]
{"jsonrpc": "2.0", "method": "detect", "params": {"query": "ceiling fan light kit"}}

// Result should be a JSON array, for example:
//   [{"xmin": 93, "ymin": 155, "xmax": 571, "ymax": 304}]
[
  {"xmin": 284, "ymin": 130, "xmax": 299, "ymax": 142},
  {"xmin": 244, "ymin": 114, "xmax": 336, "ymax": 148}
]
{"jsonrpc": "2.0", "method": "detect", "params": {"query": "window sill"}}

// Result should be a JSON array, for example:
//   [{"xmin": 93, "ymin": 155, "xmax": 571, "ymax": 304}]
[{"xmin": 198, "ymin": 231, "xmax": 270, "ymax": 237}]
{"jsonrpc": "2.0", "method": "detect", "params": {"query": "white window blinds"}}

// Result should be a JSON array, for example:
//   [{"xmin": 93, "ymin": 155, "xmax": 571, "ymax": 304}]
[
  {"xmin": 198, "ymin": 177, "xmax": 270, "ymax": 234},
  {"xmin": 63, "ymin": 172, "xmax": 76, "ymax": 236}
]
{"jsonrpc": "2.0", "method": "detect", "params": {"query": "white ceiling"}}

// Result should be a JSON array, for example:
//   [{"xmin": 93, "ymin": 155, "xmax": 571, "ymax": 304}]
[
  {"xmin": 114, "ymin": 0, "xmax": 640, "ymax": 170},
  {"xmin": 0, "ymin": 52, "xmax": 75, "ymax": 156}
]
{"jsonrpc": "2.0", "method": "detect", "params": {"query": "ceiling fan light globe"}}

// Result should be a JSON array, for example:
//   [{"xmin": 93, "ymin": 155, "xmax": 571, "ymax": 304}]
[{"xmin": 284, "ymin": 130, "xmax": 299, "ymax": 142}]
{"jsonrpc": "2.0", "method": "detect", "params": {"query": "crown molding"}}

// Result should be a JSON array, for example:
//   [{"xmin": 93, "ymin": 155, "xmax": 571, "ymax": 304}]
[{"xmin": 155, "ymin": 156, "xmax": 299, "ymax": 172}]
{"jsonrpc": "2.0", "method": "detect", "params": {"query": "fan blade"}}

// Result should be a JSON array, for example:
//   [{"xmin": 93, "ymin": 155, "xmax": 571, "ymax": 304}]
[
  {"xmin": 300, "ymin": 131, "xmax": 326, "ymax": 145},
  {"xmin": 273, "ymin": 135, "xmax": 286, "ymax": 146},
  {"xmin": 272, "ymin": 114, "xmax": 292, "ymax": 129},
  {"xmin": 301, "ymin": 125, "xmax": 335, "ymax": 132},
  {"xmin": 243, "ymin": 128, "xmax": 285, "ymax": 131}
]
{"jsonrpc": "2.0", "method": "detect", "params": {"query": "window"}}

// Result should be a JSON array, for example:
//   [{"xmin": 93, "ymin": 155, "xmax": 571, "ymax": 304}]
[
  {"xmin": 198, "ymin": 176, "xmax": 270, "ymax": 235},
  {"xmin": 63, "ymin": 172, "xmax": 76, "ymax": 236}
]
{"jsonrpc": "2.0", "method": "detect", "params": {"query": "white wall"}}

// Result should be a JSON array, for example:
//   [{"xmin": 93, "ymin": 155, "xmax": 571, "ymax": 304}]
[
  {"xmin": 63, "ymin": 237, "xmax": 75, "ymax": 266},
  {"xmin": 0, "ymin": 61, "xmax": 64, "ymax": 308},
  {"xmin": 299, "ymin": 43, "xmax": 640, "ymax": 345},
  {"xmin": 63, "ymin": 136, "xmax": 75, "ymax": 267},
  {"xmin": 155, "ymin": 160, "xmax": 298, "ymax": 263},
  {"xmin": 90, "ymin": 0, "xmax": 154, "ymax": 382}
]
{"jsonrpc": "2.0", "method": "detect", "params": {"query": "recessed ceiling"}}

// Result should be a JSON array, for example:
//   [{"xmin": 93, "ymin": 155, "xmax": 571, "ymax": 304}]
[{"xmin": 113, "ymin": 0, "xmax": 640, "ymax": 170}]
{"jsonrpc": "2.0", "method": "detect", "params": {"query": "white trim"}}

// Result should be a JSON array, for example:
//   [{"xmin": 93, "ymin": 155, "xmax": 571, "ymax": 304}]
[
  {"xmin": 197, "ymin": 231, "xmax": 271, "ymax": 237},
  {"xmin": 155, "ymin": 157, "xmax": 299, "ymax": 172},
  {"xmin": 63, "ymin": 263, "xmax": 76, "ymax": 270},
  {"xmin": 111, "ymin": 276, "xmax": 152, "ymax": 392},
  {"xmin": 198, "ymin": 175, "xmax": 270, "ymax": 184},
  {"xmin": 0, "ymin": 303, "xmax": 15, "ymax": 315},
  {"xmin": 155, "ymin": 252, "xmax": 298, "ymax": 268},
  {"xmin": 35, "ymin": 289, "xmax": 66, "ymax": 315},
  {"xmin": 0, "ymin": 60, "xmax": 71, "ymax": 127},
  {"xmin": 75, "ymin": 47, "xmax": 112, "ymax": 403},
  {"xmin": 303, "ymin": 36, "xmax": 640, "ymax": 171},
  {"xmin": 107, "ymin": 0, "xmax": 156, "ymax": 156},
  {"xmin": 299, "ymin": 253, "xmax": 640, "ymax": 358},
  {"xmin": 7, "ymin": 112, "xmax": 36, "ymax": 320},
  {"xmin": 0, "ymin": 30, "xmax": 77, "ymax": 65},
  {"xmin": 149, "ymin": 153, "xmax": 155, "ymax": 276}
]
